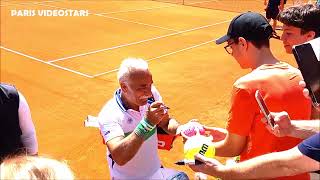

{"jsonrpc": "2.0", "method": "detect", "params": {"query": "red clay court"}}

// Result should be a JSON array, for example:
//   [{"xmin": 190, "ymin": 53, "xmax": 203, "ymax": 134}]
[{"xmin": 1, "ymin": 0, "xmax": 304, "ymax": 178}]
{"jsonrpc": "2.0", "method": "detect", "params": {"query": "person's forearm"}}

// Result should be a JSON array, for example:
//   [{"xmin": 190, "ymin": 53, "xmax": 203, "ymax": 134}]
[
  {"xmin": 213, "ymin": 140, "xmax": 240, "ymax": 157},
  {"xmin": 213, "ymin": 148, "xmax": 315, "ymax": 179},
  {"xmin": 159, "ymin": 118, "xmax": 180, "ymax": 135},
  {"xmin": 290, "ymin": 120, "xmax": 320, "ymax": 139},
  {"xmin": 213, "ymin": 133, "xmax": 246, "ymax": 157},
  {"xmin": 217, "ymin": 153, "xmax": 291, "ymax": 179},
  {"xmin": 21, "ymin": 131, "xmax": 38, "ymax": 155},
  {"xmin": 166, "ymin": 118, "xmax": 180, "ymax": 135},
  {"xmin": 109, "ymin": 133, "xmax": 144, "ymax": 166},
  {"xmin": 18, "ymin": 92, "xmax": 39, "ymax": 155}
]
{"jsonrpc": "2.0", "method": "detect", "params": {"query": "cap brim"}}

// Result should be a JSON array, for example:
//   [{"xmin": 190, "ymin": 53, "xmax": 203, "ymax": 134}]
[{"xmin": 215, "ymin": 34, "xmax": 230, "ymax": 45}]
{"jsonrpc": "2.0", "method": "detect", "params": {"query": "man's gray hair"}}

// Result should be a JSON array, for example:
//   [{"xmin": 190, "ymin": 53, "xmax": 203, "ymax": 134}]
[{"xmin": 117, "ymin": 57, "xmax": 149, "ymax": 82}]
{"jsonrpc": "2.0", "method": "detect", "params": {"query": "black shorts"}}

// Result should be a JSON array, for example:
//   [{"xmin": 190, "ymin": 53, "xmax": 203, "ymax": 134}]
[{"xmin": 266, "ymin": 8, "xmax": 279, "ymax": 20}]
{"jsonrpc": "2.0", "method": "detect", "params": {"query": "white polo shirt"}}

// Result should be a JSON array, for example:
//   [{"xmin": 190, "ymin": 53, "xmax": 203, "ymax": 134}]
[{"xmin": 98, "ymin": 86, "xmax": 162, "ymax": 179}]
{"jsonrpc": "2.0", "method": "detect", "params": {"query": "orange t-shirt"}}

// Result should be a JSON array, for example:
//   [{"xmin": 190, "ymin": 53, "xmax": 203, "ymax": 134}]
[{"xmin": 226, "ymin": 62, "xmax": 311, "ymax": 180}]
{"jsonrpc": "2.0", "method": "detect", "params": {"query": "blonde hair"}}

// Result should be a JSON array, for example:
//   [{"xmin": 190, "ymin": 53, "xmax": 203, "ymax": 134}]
[
  {"xmin": 0, "ymin": 156, "xmax": 74, "ymax": 180},
  {"xmin": 117, "ymin": 57, "xmax": 149, "ymax": 82}
]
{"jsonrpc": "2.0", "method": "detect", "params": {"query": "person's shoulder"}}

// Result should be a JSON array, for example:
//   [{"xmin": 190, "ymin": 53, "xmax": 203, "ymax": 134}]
[
  {"xmin": 233, "ymin": 72, "xmax": 259, "ymax": 90},
  {"xmin": 285, "ymin": 63, "xmax": 301, "ymax": 73},
  {"xmin": 251, "ymin": 62, "xmax": 300, "ymax": 78},
  {"xmin": 98, "ymin": 98, "xmax": 125, "ymax": 124},
  {"xmin": 232, "ymin": 65, "xmax": 288, "ymax": 91},
  {"xmin": 270, "ymin": 62, "xmax": 302, "ymax": 78},
  {"xmin": 99, "ymin": 97, "xmax": 122, "ymax": 116}
]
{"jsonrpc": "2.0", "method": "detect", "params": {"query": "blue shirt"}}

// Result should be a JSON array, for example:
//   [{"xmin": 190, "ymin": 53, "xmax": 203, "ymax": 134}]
[{"xmin": 298, "ymin": 133, "xmax": 320, "ymax": 162}]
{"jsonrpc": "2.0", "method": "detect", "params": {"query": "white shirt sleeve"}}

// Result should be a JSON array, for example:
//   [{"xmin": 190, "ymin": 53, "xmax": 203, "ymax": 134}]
[
  {"xmin": 98, "ymin": 101, "xmax": 125, "ymax": 143},
  {"xmin": 18, "ymin": 92, "xmax": 38, "ymax": 155}
]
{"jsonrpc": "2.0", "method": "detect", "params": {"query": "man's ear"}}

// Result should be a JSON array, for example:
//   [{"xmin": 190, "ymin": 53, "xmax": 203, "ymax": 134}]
[
  {"xmin": 305, "ymin": 30, "xmax": 316, "ymax": 41},
  {"xmin": 238, "ymin": 37, "xmax": 247, "ymax": 47},
  {"xmin": 120, "ymin": 82, "xmax": 128, "ymax": 93},
  {"xmin": 238, "ymin": 37, "xmax": 248, "ymax": 51}
]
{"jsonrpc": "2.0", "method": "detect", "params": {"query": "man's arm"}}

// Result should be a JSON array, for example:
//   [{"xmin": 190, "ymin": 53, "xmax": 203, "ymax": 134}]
[
  {"xmin": 102, "ymin": 102, "xmax": 166, "ymax": 166},
  {"xmin": 263, "ymin": 111, "xmax": 319, "ymax": 139},
  {"xmin": 213, "ymin": 132, "xmax": 247, "ymax": 157},
  {"xmin": 158, "ymin": 116, "xmax": 180, "ymax": 135},
  {"xmin": 190, "ymin": 147, "xmax": 319, "ymax": 179},
  {"xmin": 106, "ymin": 134, "xmax": 144, "ymax": 166},
  {"xmin": 18, "ymin": 92, "xmax": 38, "ymax": 155},
  {"xmin": 290, "ymin": 120, "xmax": 320, "ymax": 138},
  {"xmin": 213, "ymin": 86, "xmax": 254, "ymax": 157}
]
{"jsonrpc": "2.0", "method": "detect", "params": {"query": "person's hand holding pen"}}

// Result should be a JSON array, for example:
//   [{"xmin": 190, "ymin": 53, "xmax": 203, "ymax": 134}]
[
  {"xmin": 188, "ymin": 154, "xmax": 225, "ymax": 178},
  {"xmin": 147, "ymin": 99, "xmax": 170, "ymax": 110},
  {"xmin": 146, "ymin": 101, "xmax": 170, "ymax": 126}
]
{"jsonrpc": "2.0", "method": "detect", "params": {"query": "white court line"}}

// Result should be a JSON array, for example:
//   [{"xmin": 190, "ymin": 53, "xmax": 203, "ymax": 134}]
[
  {"xmin": 1, "ymin": 0, "xmax": 59, "ymax": 6},
  {"xmin": 94, "ymin": 14, "xmax": 179, "ymax": 32},
  {"xmin": 0, "ymin": 46, "xmax": 93, "ymax": 78},
  {"xmin": 49, "ymin": 19, "xmax": 231, "ymax": 63},
  {"xmin": 33, "ymin": 1, "xmax": 59, "ymax": 4},
  {"xmin": 184, "ymin": 0, "xmax": 219, "ymax": 5},
  {"xmin": 2, "ymin": 0, "xmax": 231, "ymax": 79},
  {"xmin": 92, "ymin": 39, "xmax": 216, "ymax": 78},
  {"xmin": 9, "ymin": 0, "xmax": 231, "ymax": 63},
  {"xmin": 82, "ymin": 0, "xmax": 218, "ymax": 15},
  {"xmin": 32, "ymin": 3, "xmax": 180, "ymax": 32},
  {"xmin": 99, "ymin": 4, "xmax": 177, "ymax": 15}
]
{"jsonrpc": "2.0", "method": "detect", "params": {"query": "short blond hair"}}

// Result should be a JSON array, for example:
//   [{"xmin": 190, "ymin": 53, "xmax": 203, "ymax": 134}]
[
  {"xmin": 0, "ymin": 156, "xmax": 74, "ymax": 180},
  {"xmin": 117, "ymin": 57, "xmax": 149, "ymax": 82}
]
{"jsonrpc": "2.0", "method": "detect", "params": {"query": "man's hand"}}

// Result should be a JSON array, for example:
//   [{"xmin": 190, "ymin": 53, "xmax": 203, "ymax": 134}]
[
  {"xmin": 177, "ymin": 120, "xmax": 205, "ymax": 137},
  {"xmin": 299, "ymin": 80, "xmax": 320, "ymax": 113},
  {"xmin": 262, "ymin": 111, "xmax": 293, "ymax": 137},
  {"xmin": 146, "ymin": 101, "xmax": 168, "ymax": 126},
  {"xmin": 299, "ymin": 80, "xmax": 310, "ymax": 99},
  {"xmin": 177, "ymin": 120, "xmax": 227, "ymax": 142},
  {"xmin": 203, "ymin": 126, "xmax": 227, "ymax": 142},
  {"xmin": 189, "ymin": 154, "xmax": 224, "ymax": 178}
]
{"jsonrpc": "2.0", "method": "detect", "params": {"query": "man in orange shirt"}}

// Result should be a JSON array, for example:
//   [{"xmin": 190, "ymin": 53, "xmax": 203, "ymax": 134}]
[{"xmin": 195, "ymin": 12, "xmax": 311, "ymax": 179}]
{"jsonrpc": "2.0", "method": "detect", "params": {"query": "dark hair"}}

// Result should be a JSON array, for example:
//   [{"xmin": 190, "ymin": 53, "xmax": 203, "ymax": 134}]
[
  {"xmin": 233, "ymin": 37, "xmax": 270, "ymax": 49},
  {"xmin": 278, "ymin": 4, "xmax": 320, "ymax": 37}
]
